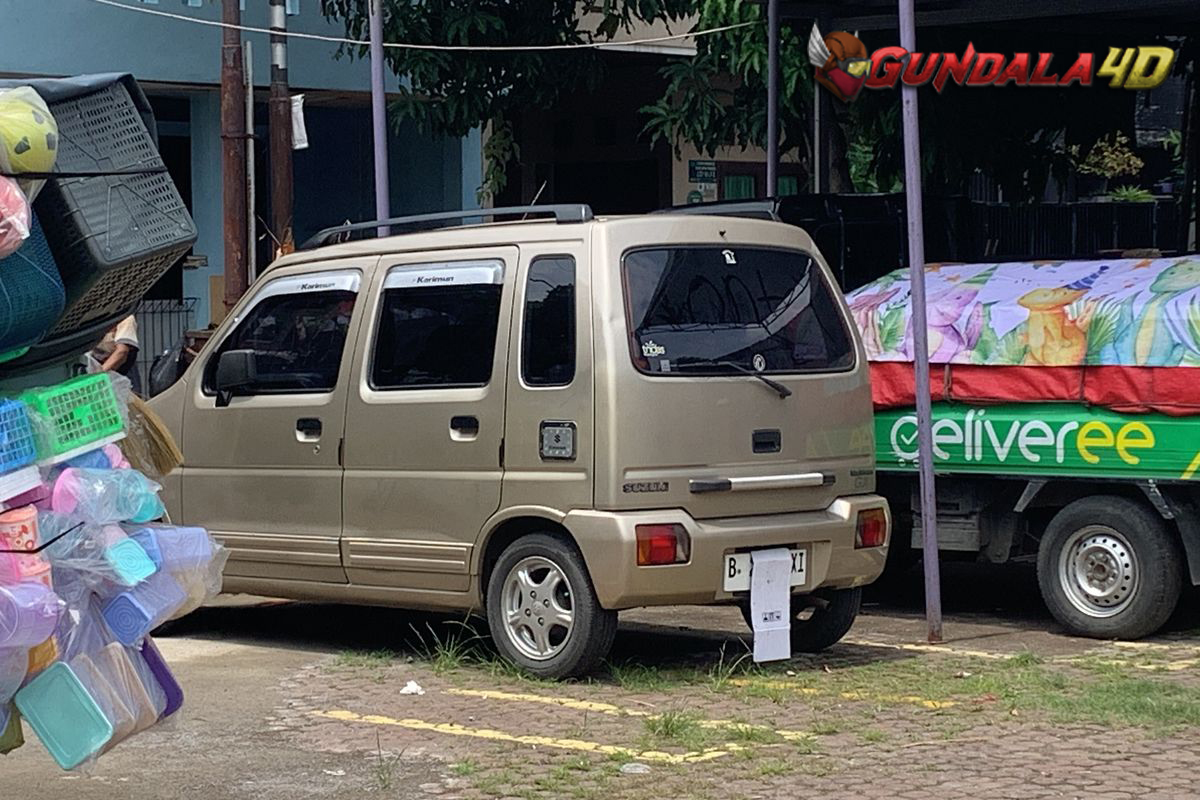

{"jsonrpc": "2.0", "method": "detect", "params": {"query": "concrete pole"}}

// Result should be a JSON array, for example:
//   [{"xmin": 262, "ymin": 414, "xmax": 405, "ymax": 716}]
[
  {"xmin": 898, "ymin": 0, "xmax": 943, "ymax": 642},
  {"xmin": 221, "ymin": 0, "xmax": 247, "ymax": 313},
  {"xmin": 269, "ymin": 0, "xmax": 294, "ymax": 254},
  {"xmin": 244, "ymin": 41, "xmax": 256, "ymax": 284},
  {"xmin": 766, "ymin": 0, "xmax": 779, "ymax": 197},
  {"xmin": 369, "ymin": 0, "xmax": 391, "ymax": 236}
]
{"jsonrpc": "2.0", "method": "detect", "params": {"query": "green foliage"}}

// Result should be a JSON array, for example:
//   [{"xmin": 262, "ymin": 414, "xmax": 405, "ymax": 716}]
[
  {"xmin": 641, "ymin": 1, "xmax": 812, "ymax": 165},
  {"xmin": 1083, "ymin": 299, "xmax": 1123, "ymax": 364},
  {"xmin": 321, "ymin": 0, "xmax": 692, "ymax": 199},
  {"xmin": 996, "ymin": 323, "xmax": 1029, "ymax": 365},
  {"xmin": 1072, "ymin": 131, "xmax": 1144, "ymax": 179},
  {"xmin": 877, "ymin": 305, "xmax": 906, "ymax": 353},
  {"xmin": 969, "ymin": 305, "xmax": 998, "ymax": 364},
  {"xmin": 1108, "ymin": 184, "xmax": 1154, "ymax": 203}
]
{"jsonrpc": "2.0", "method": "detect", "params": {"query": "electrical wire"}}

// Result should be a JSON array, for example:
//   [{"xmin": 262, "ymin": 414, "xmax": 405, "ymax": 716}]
[{"xmin": 86, "ymin": 0, "xmax": 753, "ymax": 52}]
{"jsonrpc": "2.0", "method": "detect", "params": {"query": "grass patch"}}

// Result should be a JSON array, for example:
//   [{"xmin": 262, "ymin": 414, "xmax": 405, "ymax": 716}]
[
  {"xmin": 725, "ymin": 720, "xmax": 784, "ymax": 745},
  {"xmin": 810, "ymin": 652, "xmax": 1200, "ymax": 730},
  {"xmin": 645, "ymin": 709, "xmax": 702, "ymax": 741},
  {"xmin": 642, "ymin": 709, "xmax": 717, "ymax": 751},
  {"xmin": 473, "ymin": 767, "xmax": 519, "ymax": 796},
  {"xmin": 409, "ymin": 620, "xmax": 482, "ymax": 674},
  {"xmin": 332, "ymin": 649, "xmax": 396, "ymax": 669},
  {"xmin": 756, "ymin": 758, "xmax": 794, "ymax": 777},
  {"xmin": 706, "ymin": 644, "xmax": 755, "ymax": 691},
  {"xmin": 860, "ymin": 729, "xmax": 887, "ymax": 744},
  {"xmin": 609, "ymin": 662, "xmax": 691, "ymax": 692},
  {"xmin": 450, "ymin": 759, "xmax": 479, "ymax": 776},
  {"xmin": 811, "ymin": 720, "xmax": 840, "ymax": 736}
]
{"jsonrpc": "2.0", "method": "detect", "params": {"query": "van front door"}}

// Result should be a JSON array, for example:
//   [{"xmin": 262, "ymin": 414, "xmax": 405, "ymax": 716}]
[
  {"xmin": 180, "ymin": 263, "xmax": 371, "ymax": 584},
  {"xmin": 341, "ymin": 248, "xmax": 517, "ymax": 602}
]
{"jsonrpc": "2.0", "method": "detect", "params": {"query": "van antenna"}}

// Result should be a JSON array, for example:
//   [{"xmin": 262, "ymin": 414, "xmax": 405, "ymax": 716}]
[{"xmin": 521, "ymin": 181, "xmax": 549, "ymax": 220}]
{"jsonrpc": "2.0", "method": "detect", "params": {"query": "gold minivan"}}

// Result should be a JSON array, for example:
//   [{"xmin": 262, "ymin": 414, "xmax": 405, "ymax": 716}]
[{"xmin": 152, "ymin": 205, "xmax": 890, "ymax": 677}]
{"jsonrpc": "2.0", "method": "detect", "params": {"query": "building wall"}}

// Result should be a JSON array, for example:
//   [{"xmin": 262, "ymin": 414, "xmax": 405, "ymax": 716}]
[
  {"xmin": 672, "ymin": 142, "xmax": 805, "ymax": 206},
  {"xmin": 0, "ymin": 0, "xmax": 374, "ymax": 93}
]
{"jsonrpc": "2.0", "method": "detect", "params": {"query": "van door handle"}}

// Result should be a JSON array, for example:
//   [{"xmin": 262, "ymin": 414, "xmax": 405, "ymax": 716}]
[
  {"xmin": 296, "ymin": 417, "xmax": 322, "ymax": 441},
  {"xmin": 450, "ymin": 415, "xmax": 480, "ymax": 440}
]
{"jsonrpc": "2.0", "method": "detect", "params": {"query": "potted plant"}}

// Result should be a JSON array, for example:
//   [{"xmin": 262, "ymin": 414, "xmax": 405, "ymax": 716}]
[{"xmin": 1109, "ymin": 185, "xmax": 1155, "ymax": 203}]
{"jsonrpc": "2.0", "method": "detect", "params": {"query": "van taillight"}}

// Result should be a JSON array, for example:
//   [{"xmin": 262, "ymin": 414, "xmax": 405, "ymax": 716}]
[
  {"xmin": 636, "ymin": 524, "xmax": 690, "ymax": 566},
  {"xmin": 855, "ymin": 508, "xmax": 888, "ymax": 549}
]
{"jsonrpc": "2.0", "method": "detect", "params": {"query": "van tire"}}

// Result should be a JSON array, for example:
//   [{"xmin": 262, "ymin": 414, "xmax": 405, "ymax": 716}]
[
  {"xmin": 486, "ymin": 534, "xmax": 617, "ymax": 679},
  {"xmin": 1037, "ymin": 496, "xmax": 1182, "ymax": 640},
  {"xmin": 740, "ymin": 587, "xmax": 862, "ymax": 653}
]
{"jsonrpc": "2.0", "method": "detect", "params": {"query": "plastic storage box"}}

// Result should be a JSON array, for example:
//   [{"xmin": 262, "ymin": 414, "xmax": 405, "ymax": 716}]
[
  {"xmin": 0, "ymin": 397, "xmax": 36, "ymax": 473},
  {"xmin": 0, "ymin": 215, "xmax": 66, "ymax": 361},
  {"xmin": 36, "ymin": 80, "xmax": 196, "ymax": 334},
  {"xmin": 20, "ymin": 373, "xmax": 124, "ymax": 462}
]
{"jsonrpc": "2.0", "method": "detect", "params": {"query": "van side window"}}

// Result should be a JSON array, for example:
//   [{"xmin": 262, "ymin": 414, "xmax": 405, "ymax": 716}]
[
  {"xmin": 371, "ymin": 277, "xmax": 502, "ymax": 389},
  {"xmin": 521, "ymin": 256, "xmax": 575, "ymax": 387},
  {"xmin": 203, "ymin": 289, "xmax": 357, "ymax": 394}
]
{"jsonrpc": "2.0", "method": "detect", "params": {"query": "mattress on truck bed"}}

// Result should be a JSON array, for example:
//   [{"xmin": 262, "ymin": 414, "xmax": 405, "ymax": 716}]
[{"xmin": 848, "ymin": 257, "xmax": 1200, "ymax": 416}]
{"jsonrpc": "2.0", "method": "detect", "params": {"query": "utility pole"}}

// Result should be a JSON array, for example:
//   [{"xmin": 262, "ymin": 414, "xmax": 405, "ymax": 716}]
[
  {"xmin": 765, "ymin": 0, "xmax": 779, "ymax": 197},
  {"xmin": 269, "ymin": 0, "xmax": 294, "ymax": 254},
  {"xmin": 369, "ymin": 0, "xmax": 391, "ymax": 236},
  {"xmin": 221, "ymin": 0, "xmax": 247, "ymax": 314},
  {"xmin": 897, "ymin": 0, "xmax": 943, "ymax": 643}
]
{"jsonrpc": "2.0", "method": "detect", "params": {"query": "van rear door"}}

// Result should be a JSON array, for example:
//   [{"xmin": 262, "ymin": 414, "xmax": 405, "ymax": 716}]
[{"xmin": 602, "ymin": 242, "xmax": 874, "ymax": 520}]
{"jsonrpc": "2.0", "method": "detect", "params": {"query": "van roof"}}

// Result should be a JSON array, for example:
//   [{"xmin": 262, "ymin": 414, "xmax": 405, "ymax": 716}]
[{"xmin": 265, "ymin": 209, "xmax": 816, "ymax": 276}]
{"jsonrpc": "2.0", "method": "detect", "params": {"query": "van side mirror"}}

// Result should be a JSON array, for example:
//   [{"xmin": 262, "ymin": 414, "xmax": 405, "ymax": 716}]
[{"xmin": 215, "ymin": 349, "xmax": 257, "ymax": 408}]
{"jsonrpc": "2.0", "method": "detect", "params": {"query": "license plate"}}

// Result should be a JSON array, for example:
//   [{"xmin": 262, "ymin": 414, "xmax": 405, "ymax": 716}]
[{"xmin": 723, "ymin": 548, "xmax": 807, "ymax": 592}]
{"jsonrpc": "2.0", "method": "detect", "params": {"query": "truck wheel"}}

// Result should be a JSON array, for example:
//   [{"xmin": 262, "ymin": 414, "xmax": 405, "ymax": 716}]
[
  {"xmin": 740, "ymin": 587, "xmax": 862, "ymax": 653},
  {"xmin": 486, "ymin": 534, "xmax": 617, "ymax": 679},
  {"xmin": 1037, "ymin": 496, "xmax": 1183, "ymax": 640}
]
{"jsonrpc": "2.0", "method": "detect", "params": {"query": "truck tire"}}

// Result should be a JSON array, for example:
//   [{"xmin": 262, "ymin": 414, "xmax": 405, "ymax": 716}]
[
  {"xmin": 740, "ymin": 587, "xmax": 862, "ymax": 653},
  {"xmin": 1037, "ymin": 496, "xmax": 1183, "ymax": 640},
  {"xmin": 486, "ymin": 534, "xmax": 617, "ymax": 679}
]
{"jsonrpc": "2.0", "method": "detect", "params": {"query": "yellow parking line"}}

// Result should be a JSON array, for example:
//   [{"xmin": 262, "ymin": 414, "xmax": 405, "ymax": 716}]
[
  {"xmin": 312, "ymin": 709, "xmax": 735, "ymax": 764},
  {"xmin": 1068, "ymin": 657, "xmax": 1199, "ymax": 672},
  {"xmin": 844, "ymin": 638, "xmax": 1010, "ymax": 661},
  {"xmin": 726, "ymin": 678, "xmax": 956, "ymax": 710},
  {"xmin": 1110, "ymin": 641, "xmax": 1200, "ymax": 655},
  {"xmin": 445, "ymin": 688, "xmax": 815, "ymax": 742}
]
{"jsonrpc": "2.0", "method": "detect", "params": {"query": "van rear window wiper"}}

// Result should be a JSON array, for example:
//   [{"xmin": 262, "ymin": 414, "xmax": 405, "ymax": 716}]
[{"xmin": 671, "ymin": 359, "xmax": 793, "ymax": 399}]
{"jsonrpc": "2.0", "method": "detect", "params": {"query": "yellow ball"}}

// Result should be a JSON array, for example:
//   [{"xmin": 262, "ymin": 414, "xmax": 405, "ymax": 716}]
[{"xmin": 0, "ymin": 95, "xmax": 58, "ymax": 175}]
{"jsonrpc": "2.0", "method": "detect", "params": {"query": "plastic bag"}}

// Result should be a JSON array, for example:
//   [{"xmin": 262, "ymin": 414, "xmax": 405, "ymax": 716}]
[
  {"xmin": 0, "ymin": 87, "xmax": 58, "ymax": 203},
  {"xmin": 0, "ymin": 175, "xmax": 30, "ymax": 259},
  {"xmin": 49, "ymin": 468, "xmax": 165, "ymax": 525}
]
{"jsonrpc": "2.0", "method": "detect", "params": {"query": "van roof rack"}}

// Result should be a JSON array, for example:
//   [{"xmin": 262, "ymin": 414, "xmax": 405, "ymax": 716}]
[
  {"xmin": 300, "ymin": 204, "xmax": 595, "ymax": 250},
  {"xmin": 653, "ymin": 199, "xmax": 781, "ymax": 220}
]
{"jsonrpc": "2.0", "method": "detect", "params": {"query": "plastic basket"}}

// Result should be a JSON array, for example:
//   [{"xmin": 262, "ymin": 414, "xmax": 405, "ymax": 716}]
[
  {"xmin": 0, "ymin": 215, "xmax": 66, "ymax": 354},
  {"xmin": 36, "ymin": 81, "xmax": 196, "ymax": 334},
  {"xmin": 20, "ymin": 373, "xmax": 124, "ymax": 460},
  {"xmin": 0, "ymin": 397, "xmax": 35, "ymax": 473}
]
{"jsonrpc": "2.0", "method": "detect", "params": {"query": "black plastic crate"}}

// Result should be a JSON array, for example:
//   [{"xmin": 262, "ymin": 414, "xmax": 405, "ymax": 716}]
[
  {"xmin": 0, "ymin": 214, "xmax": 66, "ymax": 360},
  {"xmin": 35, "ymin": 81, "xmax": 196, "ymax": 334}
]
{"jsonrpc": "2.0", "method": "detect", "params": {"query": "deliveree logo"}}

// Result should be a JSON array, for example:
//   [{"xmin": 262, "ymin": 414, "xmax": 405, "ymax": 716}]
[{"xmin": 809, "ymin": 24, "xmax": 1176, "ymax": 102}]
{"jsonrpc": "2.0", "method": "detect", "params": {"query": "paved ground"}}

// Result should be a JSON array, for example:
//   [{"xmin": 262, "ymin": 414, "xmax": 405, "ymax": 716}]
[{"xmin": 4, "ymin": 561, "xmax": 1200, "ymax": 799}]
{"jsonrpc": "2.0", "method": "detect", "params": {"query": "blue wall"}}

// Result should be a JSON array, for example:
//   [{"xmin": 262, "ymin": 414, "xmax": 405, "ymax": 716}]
[{"xmin": 0, "ymin": 0, "xmax": 379, "ymax": 93}]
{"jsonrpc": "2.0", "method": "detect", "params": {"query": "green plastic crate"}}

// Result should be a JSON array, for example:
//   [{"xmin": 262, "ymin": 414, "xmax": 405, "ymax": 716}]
[{"xmin": 21, "ymin": 374, "xmax": 124, "ymax": 460}]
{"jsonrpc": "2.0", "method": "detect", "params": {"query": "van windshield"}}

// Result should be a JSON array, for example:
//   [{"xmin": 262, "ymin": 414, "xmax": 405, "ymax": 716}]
[{"xmin": 622, "ymin": 246, "xmax": 855, "ymax": 375}]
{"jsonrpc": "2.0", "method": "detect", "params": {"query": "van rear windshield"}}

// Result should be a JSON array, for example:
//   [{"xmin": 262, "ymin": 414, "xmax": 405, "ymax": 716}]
[{"xmin": 622, "ymin": 247, "xmax": 855, "ymax": 375}]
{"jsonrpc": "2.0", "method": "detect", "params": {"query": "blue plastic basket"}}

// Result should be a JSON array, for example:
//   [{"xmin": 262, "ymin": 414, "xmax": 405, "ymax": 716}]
[
  {"xmin": 0, "ymin": 397, "xmax": 36, "ymax": 474},
  {"xmin": 0, "ymin": 215, "xmax": 66, "ymax": 355}
]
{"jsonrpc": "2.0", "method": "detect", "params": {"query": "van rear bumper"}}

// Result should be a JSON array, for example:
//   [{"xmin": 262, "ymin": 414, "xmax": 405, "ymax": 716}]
[{"xmin": 564, "ymin": 495, "xmax": 890, "ymax": 610}]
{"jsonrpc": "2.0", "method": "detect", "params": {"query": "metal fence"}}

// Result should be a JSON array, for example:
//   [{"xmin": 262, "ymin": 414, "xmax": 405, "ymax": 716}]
[{"xmin": 133, "ymin": 298, "xmax": 197, "ymax": 395}]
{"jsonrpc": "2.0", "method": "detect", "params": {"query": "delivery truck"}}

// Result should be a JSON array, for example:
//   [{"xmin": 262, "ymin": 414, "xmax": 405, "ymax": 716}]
[{"xmin": 850, "ymin": 256, "xmax": 1200, "ymax": 639}]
